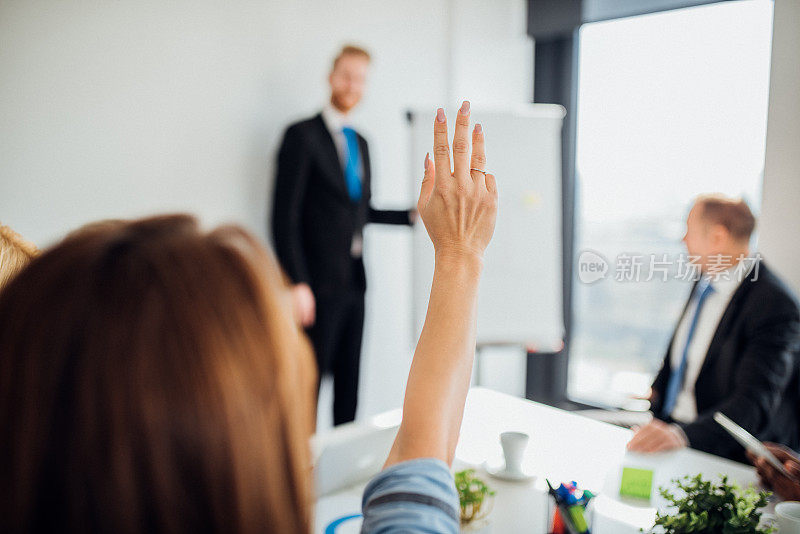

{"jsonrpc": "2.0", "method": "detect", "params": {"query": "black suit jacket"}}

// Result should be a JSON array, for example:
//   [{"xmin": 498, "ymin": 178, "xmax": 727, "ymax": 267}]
[
  {"xmin": 271, "ymin": 113, "xmax": 411, "ymax": 295},
  {"xmin": 650, "ymin": 261, "xmax": 800, "ymax": 462}
]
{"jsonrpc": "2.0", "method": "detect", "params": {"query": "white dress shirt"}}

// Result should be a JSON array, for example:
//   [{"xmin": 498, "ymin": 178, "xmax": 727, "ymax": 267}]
[
  {"xmin": 321, "ymin": 104, "xmax": 351, "ymax": 166},
  {"xmin": 668, "ymin": 262, "xmax": 752, "ymax": 423},
  {"xmin": 320, "ymin": 104, "xmax": 364, "ymax": 257}
]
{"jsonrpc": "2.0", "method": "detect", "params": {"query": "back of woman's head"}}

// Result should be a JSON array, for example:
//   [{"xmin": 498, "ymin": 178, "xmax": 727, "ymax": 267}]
[{"xmin": 0, "ymin": 214, "xmax": 316, "ymax": 533}]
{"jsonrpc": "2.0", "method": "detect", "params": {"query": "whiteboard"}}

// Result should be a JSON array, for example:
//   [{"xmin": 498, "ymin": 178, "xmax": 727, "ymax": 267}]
[{"xmin": 409, "ymin": 105, "xmax": 565, "ymax": 348}]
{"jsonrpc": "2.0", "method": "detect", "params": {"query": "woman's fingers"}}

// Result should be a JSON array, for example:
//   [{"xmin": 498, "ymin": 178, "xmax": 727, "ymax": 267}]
[
  {"xmin": 418, "ymin": 153, "xmax": 435, "ymax": 211},
  {"xmin": 485, "ymin": 173, "xmax": 497, "ymax": 196},
  {"xmin": 421, "ymin": 102, "xmax": 497, "ymax": 260},
  {"xmin": 433, "ymin": 108, "xmax": 451, "ymax": 188},
  {"xmin": 452, "ymin": 101, "xmax": 471, "ymax": 180},
  {"xmin": 470, "ymin": 123, "xmax": 486, "ymax": 187}
]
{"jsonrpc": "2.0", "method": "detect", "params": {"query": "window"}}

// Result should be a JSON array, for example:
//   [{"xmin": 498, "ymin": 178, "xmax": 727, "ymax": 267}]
[{"xmin": 569, "ymin": 0, "xmax": 774, "ymax": 408}]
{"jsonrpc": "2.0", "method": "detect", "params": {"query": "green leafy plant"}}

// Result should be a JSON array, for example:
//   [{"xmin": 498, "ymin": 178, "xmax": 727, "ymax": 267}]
[
  {"xmin": 645, "ymin": 474, "xmax": 774, "ymax": 534},
  {"xmin": 455, "ymin": 469, "xmax": 495, "ymax": 525}
]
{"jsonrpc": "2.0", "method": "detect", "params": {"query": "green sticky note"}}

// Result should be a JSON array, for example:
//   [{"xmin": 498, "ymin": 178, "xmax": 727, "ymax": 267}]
[{"xmin": 620, "ymin": 467, "xmax": 654, "ymax": 500}]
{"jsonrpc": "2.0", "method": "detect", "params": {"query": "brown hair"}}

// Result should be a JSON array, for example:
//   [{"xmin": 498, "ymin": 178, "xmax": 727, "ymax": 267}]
[
  {"xmin": 0, "ymin": 214, "xmax": 316, "ymax": 533},
  {"xmin": 332, "ymin": 44, "xmax": 371, "ymax": 70},
  {"xmin": 0, "ymin": 224, "xmax": 38, "ymax": 291},
  {"xmin": 696, "ymin": 194, "xmax": 756, "ymax": 242}
]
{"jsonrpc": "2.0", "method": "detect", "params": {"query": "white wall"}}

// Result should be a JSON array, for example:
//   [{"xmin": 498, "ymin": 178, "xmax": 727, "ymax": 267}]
[
  {"xmin": 448, "ymin": 0, "xmax": 533, "ymax": 104},
  {"xmin": 759, "ymin": 0, "xmax": 800, "ymax": 293},
  {"xmin": 0, "ymin": 0, "xmax": 450, "ymax": 245},
  {"xmin": 0, "ymin": 0, "xmax": 533, "ymax": 422}
]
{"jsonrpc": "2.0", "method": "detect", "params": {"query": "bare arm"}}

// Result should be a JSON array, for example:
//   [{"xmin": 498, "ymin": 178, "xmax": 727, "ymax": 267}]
[{"xmin": 385, "ymin": 102, "xmax": 498, "ymax": 467}]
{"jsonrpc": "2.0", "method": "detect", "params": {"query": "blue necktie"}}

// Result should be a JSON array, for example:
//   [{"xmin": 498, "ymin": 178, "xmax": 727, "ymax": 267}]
[
  {"xmin": 342, "ymin": 127, "xmax": 362, "ymax": 202},
  {"xmin": 661, "ymin": 279, "xmax": 716, "ymax": 419}
]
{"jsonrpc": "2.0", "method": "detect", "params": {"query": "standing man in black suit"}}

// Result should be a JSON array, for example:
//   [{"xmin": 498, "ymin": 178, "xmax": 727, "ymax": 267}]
[
  {"xmin": 272, "ymin": 45, "xmax": 414, "ymax": 425},
  {"xmin": 627, "ymin": 195, "xmax": 800, "ymax": 461}
]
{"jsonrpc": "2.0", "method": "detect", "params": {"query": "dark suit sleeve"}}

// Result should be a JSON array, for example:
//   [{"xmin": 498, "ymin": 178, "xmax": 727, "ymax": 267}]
[
  {"xmin": 649, "ymin": 348, "xmax": 672, "ymax": 415},
  {"xmin": 677, "ymin": 301, "xmax": 800, "ymax": 457},
  {"xmin": 272, "ymin": 125, "xmax": 312, "ymax": 285},
  {"xmin": 368, "ymin": 207, "xmax": 413, "ymax": 226},
  {"xmin": 359, "ymin": 133, "xmax": 414, "ymax": 226}
]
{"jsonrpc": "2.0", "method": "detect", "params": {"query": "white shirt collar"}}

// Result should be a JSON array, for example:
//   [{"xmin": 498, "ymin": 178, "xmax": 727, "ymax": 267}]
[
  {"xmin": 321, "ymin": 103, "xmax": 351, "ymax": 134},
  {"xmin": 702, "ymin": 257, "xmax": 755, "ymax": 299}
]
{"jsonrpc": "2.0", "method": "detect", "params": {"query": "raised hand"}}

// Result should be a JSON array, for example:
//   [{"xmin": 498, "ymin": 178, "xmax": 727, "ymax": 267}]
[
  {"xmin": 384, "ymin": 102, "xmax": 498, "ymax": 468},
  {"xmin": 417, "ymin": 101, "xmax": 497, "ymax": 263}
]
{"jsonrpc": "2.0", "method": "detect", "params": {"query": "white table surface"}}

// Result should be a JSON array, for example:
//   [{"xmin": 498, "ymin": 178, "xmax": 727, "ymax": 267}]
[{"xmin": 315, "ymin": 387, "xmax": 772, "ymax": 533}]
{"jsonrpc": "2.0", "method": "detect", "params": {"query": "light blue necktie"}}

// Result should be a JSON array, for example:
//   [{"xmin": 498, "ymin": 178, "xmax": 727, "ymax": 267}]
[
  {"xmin": 661, "ymin": 279, "xmax": 716, "ymax": 419},
  {"xmin": 342, "ymin": 126, "xmax": 362, "ymax": 203}
]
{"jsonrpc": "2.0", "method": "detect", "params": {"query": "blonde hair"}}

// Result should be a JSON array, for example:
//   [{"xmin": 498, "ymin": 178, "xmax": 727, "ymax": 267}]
[
  {"xmin": 332, "ymin": 44, "xmax": 371, "ymax": 70},
  {"xmin": 0, "ymin": 225, "xmax": 38, "ymax": 291},
  {"xmin": 696, "ymin": 194, "xmax": 756, "ymax": 243}
]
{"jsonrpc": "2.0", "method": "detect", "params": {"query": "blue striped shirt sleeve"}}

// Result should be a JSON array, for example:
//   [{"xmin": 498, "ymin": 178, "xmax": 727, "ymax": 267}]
[{"xmin": 360, "ymin": 458, "xmax": 460, "ymax": 533}]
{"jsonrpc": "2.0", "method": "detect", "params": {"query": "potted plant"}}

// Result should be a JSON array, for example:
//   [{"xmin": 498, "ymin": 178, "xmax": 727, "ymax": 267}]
[
  {"xmin": 645, "ymin": 474, "xmax": 774, "ymax": 534},
  {"xmin": 455, "ymin": 469, "xmax": 495, "ymax": 533}
]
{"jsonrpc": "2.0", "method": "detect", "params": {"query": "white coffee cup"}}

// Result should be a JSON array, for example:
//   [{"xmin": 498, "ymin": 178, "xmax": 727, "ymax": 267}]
[
  {"xmin": 500, "ymin": 431, "xmax": 529, "ymax": 474},
  {"xmin": 775, "ymin": 501, "xmax": 800, "ymax": 534}
]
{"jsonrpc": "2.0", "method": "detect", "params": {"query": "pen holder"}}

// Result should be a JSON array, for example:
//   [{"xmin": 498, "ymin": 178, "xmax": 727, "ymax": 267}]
[
  {"xmin": 548, "ymin": 507, "xmax": 593, "ymax": 534},
  {"xmin": 546, "ymin": 480, "xmax": 593, "ymax": 534}
]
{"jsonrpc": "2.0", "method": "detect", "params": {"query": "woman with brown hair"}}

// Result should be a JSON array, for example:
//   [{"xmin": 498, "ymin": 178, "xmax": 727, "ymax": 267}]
[{"xmin": 0, "ymin": 102, "xmax": 496, "ymax": 533}]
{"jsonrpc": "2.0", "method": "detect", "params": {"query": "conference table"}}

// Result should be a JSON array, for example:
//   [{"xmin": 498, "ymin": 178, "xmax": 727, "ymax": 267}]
[{"xmin": 314, "ymin": 387, "xmax": 772, "ymax": 533}]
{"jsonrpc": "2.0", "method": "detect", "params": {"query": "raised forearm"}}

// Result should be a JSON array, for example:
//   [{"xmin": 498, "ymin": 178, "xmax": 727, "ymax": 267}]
[
  {"xmin": 386, "ymin": 253, "xmax": 482, "ymax": 466},
  {"xmin": 385, "ymin": 102, "xmax": 497, "ymax": 468}
]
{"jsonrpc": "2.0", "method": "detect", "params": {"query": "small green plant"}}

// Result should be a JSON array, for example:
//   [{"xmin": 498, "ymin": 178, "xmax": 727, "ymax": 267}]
[
  {"xmin": 645, "ymin": 474, "xmax": 774, "ymax": 534},
  {"xmin": 455, "ymin": 469, "xmax": 495, "ymax": 525}
]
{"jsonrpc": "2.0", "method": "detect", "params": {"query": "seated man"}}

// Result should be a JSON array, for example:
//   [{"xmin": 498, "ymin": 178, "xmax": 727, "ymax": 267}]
[{"xmin": 627, "ymin": 195, "xmax": 800, "ymax": 462}]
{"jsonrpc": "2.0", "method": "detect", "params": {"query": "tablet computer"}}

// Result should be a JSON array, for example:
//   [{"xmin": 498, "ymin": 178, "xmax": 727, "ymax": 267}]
[{"xmin": 714, "ymin": 411, "xmax": 794, "ymax": 479}]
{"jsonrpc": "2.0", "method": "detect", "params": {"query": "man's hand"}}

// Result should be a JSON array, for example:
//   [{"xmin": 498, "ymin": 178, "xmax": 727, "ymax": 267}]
[
  {"xmin": 630, "ymin": 387, "xmax": 655, "ymax": 402},
  {"xmin": 291, "ymin": 283, "xmax": 316, "ymax": 327},
  {"xmin": 627, "ymin": 419, "xmax": 688, "ymax": 453},
  {"xmin": 747, "ymin": 442, "xmax": 800, "ymax": 500}
]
